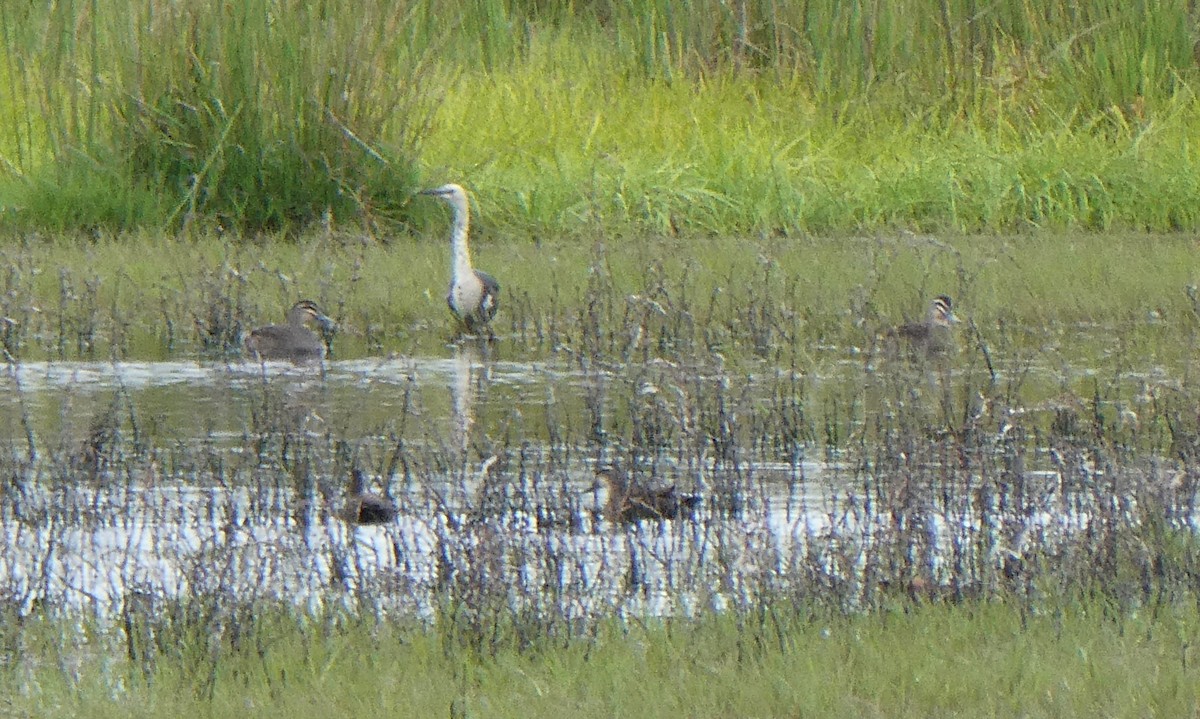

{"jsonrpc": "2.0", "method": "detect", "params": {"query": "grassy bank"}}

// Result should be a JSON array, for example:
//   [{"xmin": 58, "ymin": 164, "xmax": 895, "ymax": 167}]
[
  {"xmin": 4, "ymin": 600, "xmax": 1198, "ymax": 718},
  {"xmin": 424, "ymin": 53, "xmax": 1200, "ymax": 237},
  {"xmin": 2, "ymin": 0, "xmax": 1200, "ymax": 234},
  {"xmin": 0, "ymin": 230, "xmax": 1194, "ymax": 364}
]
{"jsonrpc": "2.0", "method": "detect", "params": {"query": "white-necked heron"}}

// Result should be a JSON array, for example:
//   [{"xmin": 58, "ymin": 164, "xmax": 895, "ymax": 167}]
[{"xmin": 420, "ymin": 183, "xmax": 500, "ymax": 334}]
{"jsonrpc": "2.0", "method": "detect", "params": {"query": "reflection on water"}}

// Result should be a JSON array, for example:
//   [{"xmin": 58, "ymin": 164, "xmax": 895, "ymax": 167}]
[
  {"xmin": 0, "ymin": 348, "xmax": 1189, "ymax": 621},
  {"xmin": 0, "ymin": 352, "xmax": 555, "ymax": 444}
]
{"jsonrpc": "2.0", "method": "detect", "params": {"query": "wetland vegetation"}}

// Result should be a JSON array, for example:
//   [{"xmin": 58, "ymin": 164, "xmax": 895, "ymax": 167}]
[
  {"xmin": 2, "ymin": 0, "xmax": 1200, "ymax": 716},
  {"xmin": 4, "ymin": 0, "xmax": 1200, "ymax": 235}
]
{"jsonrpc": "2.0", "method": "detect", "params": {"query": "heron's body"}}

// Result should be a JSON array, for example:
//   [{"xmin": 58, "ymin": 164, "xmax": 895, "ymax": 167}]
[
  {"xmin": 245, "ymin": 300, "xmax": 333, "ymax": 363},
  {"xmin": 594, "ymin": 466, "xmax": 700, "ymax": 524},
  {"xmin": 890, "ymin": 295, "xmax": 959, "ymax": 355},
  {"xmin": 421, "ymin": 183, "xmax": 500, "ymax": 333},
  {"xmin": 340, "ymin": 469, "xmax": 397, "ymax": 526}
]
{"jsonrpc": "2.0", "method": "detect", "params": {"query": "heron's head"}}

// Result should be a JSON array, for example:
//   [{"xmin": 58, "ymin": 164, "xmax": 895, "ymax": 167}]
[{"xmin": 420, "ymin": 183, "xmax": 470, "ymax": 212}]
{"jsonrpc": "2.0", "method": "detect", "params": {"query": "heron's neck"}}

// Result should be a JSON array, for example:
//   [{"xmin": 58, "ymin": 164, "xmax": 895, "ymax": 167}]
[{"xmin": 450, "ymin": 211, "xmax": 473, "ymax": 282}]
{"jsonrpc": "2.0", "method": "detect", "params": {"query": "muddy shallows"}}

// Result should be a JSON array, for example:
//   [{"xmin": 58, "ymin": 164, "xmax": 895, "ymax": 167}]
[{"xmin": 0, "ymin": 319, "xmax": 1197, "ymax": 656}]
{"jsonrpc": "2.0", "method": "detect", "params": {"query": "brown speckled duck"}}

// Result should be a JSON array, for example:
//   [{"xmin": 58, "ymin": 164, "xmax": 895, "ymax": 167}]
[{"xmin": 593, "ymin": 465, "xmax": 700, "ymax": 524}]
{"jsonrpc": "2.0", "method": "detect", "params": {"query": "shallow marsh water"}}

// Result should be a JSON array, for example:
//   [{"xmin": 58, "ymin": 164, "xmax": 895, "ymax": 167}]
[{"xmin": 0, "ymin": 326, "xmax": 1192, "ymax": 627}]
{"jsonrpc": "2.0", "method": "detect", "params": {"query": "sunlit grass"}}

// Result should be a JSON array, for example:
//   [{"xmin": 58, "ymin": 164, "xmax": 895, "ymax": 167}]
[
  {"xmin": 2, "ymin": 1, "xmax": 1200, "ymax": 233},
  {"xmin": 424, "ymin": 46, "xmax": 1200, "ymax": 236},
  {"xmin": 6, "ymin": 601, "xmax": 1198, "ymax": 718}
]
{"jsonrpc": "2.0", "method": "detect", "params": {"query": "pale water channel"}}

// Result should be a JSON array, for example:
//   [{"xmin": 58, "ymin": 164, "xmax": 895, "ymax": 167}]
[{"xmin": 0, "ymin": 345, "xmax": 1188, "ymax": 624}]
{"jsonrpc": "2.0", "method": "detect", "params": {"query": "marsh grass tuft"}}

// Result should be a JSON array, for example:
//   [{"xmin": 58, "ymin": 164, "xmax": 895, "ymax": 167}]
[
  {"xmin": 3, "ymin": 0, "xmax": 436, "ymax": 233},
  {"xmin": 4, "ymin": 1, "xmax": 1200, "ymax": 233}
]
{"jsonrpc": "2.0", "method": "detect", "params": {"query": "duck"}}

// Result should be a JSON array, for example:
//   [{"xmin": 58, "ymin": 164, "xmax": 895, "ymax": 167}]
[
  {"xmin": 420, "ymin": 183, "xmax": 500, "ymax": 334},
  {"xmin": 245, "ymin": 300, "xmax": 334, "ymax": 363},
  {"xmin": 592, "ymin": 465, "xmax": 700, "ymax": 524},
  {"xmin": 889, "ymin": 294, "xmax": 959, "ymax": 355},
  {"xmin": 339, "ymin": 468, "xmax": 398, "ymax": 526}
]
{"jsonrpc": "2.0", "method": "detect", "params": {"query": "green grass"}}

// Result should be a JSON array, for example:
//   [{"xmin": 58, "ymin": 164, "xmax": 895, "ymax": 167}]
[
  {"xmin": 423, "ymin": 48, "xmax": 1200, "ymax": 236},
  {"xmin": 5, "ymin": 600, "xmax": 1198, "ymax": 718},
  {"xmin": 0, "ymin": 0, "xmax": 433, "ymax": 233},
  {"xmin": 0, "ymin": 229, "xmax": 1195, "ymax": 364},
  {"xmin": 3, "ymin": 0, "xmax": 1200, "ymax": 234}
]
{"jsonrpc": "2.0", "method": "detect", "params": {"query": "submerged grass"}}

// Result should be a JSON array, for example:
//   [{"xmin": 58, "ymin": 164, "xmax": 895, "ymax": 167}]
[
  {"xmin": 0, "ymin": 229, "xmax": 1193, "ymax": 367},
  {"xmin": 5, "ymin": 602, "xmax": 1199, "ymax": 717},
  {"xmin": 0, "ymin": 223, "xmax": 1199, "ymax": 713}
]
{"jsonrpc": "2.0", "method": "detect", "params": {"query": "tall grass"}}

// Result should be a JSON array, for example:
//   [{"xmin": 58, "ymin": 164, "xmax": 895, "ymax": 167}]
[
  {"xmin": 1, "ymin": 0, "xmax": 436, "ymax": 233},
  {"xmin": 426, "ymin": 63, "xmax": 1200, "ymax": 237},
  {"xmin": 596, "ymin": 0, "xmax": 1198, "ymax": 110},
  {"xmin": 2, "ymin": 0, "xmax": 1200, "ymax": 233}
]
